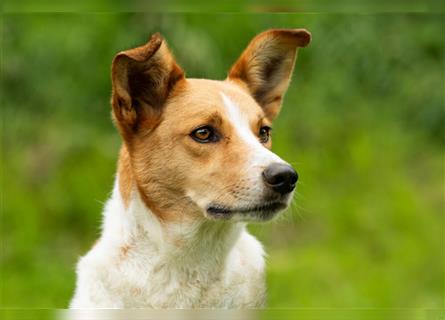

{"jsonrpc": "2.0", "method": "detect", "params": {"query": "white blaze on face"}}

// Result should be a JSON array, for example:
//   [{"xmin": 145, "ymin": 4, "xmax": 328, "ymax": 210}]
[{"xmin": 220, "ymin": 92, "xmax": 285, "ymax": 171}]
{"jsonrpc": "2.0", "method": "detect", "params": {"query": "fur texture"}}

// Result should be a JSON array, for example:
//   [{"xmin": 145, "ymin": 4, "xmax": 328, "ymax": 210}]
[
  {"xmin": 70, "ymin": 180, "xmax": 266, "ymax": 308},
  {"xmin": 70, "ymin": 28, "xmax": 310, "ymax": 309}
]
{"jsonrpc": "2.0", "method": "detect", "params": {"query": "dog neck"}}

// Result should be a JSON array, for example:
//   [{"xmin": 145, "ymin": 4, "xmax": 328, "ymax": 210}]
[{"xmin": 100, "ymin": 151, "xmax": 245, "ymax": 271}]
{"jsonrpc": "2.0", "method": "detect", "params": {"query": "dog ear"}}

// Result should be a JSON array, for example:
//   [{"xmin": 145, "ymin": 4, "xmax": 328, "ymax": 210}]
[
  {"xmin": 228, "ymin": 29, "xmax": 311, "ymax": 121},
  {"xmin": 111, "ymin": 33, "xmax": 184, "ymax": 138}
]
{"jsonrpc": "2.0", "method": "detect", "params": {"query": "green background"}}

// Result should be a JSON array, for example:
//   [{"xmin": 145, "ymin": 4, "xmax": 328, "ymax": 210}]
[{"xmin": 1, "ymin": 12, "xmax": 444, "ymax": 309}]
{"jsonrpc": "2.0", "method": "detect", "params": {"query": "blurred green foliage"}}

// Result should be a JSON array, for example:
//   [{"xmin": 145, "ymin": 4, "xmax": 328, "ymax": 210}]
[{"xmin": 1, "ymin": 12, "xmax": 444, "ymax": 309}]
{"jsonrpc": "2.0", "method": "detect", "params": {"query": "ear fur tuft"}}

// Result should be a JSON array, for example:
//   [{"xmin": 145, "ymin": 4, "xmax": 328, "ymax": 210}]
[
  {"xmin": 111, "ymin": 33, "xmax": 184, "ymax": 140},
  {"xmin": 228, "ymin": 28, "xmax": 311, "ymax": 120}
]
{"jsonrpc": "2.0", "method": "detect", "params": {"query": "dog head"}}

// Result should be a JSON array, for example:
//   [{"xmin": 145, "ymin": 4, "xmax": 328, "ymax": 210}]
[{"xmin": 111, "ymin": 29, "xmax": 311, "ymax": 222}]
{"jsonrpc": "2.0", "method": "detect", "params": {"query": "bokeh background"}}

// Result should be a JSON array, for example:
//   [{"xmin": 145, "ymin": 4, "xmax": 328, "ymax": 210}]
[{"xmin": 1, "ymin": 12, "xmax": 444, "ymax": 309}]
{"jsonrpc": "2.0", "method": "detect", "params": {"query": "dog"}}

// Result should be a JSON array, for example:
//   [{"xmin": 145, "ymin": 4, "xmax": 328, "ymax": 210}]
[{"xmin": 70, "ymin": 28, "xmax": 311, "ymax": 308}]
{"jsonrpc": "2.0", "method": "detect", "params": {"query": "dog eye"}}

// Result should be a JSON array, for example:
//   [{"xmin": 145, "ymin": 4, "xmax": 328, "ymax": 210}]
[
  {"xmin": 191, "ymin": 126, "xmax": 219, "ymax": 143},
  {"xmin": 259, "ymin": 126, "xmax": 272, "ymax": 143}
]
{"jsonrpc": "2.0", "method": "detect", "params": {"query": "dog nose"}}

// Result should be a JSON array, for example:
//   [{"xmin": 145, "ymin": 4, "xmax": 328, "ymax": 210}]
[{"xmin": 262, "ymin": 163, "xmax": 298, "ymax": 195}]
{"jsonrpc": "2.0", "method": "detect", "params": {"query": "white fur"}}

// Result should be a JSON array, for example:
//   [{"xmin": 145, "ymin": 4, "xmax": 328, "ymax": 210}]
[
  {"xmin": 220, "ymin": 92, "xmax": 284, "ymax": 168},
  {"xmin": 69, "ymin": 92, "xmax": 292, "ymax": 309},
  {"xmin": 70, "ymin": 179, "xmax": 267, "ymax": 308}
]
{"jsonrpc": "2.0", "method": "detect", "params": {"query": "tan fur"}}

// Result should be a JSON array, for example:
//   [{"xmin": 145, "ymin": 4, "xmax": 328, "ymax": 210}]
[
  {"xmin": 128, "ymin": 80, "xmax": 268, "ymax": 222},
  {"xmin": 111, "ymin": 33, "xmax": 185, "ymax": 142},
  {"xmin": 71, "ymin": 29, "xmax": 310, "ymax": 309},
  {"xmin": 109, "ymin": 30, "xmax": 310, "ymax": 222},
  {"xmin": 119, "ymin": 244, "xmax": 132, "ymax": 259},
  {"xmin": 228, "ymin": 28, "xmax": 311, "ymax": 120},
  {"xmin": 117, "ymin": 145, "xmax": 133, "ymax": 207}
]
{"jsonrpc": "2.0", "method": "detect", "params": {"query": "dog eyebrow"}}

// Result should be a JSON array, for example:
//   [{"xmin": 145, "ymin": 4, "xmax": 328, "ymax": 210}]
[
  {"xmin": 189, "ymin": 111, "xmax": 223, "ymax": 127},
  {"xmin": 203, "ymin": 112, "xmax": 223, "ymax": 126},
  {"xmin": 257, "ymin": 115, "xmax": 270, "ymax": 127}
]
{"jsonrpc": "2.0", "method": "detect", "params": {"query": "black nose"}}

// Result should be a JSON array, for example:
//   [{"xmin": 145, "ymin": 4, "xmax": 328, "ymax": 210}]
[{"xmin": 262, "ymin": 163, "xmax": 298, "ymax": 195}]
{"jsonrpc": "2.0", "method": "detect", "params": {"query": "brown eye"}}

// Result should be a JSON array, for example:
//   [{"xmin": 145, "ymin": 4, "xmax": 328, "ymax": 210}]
[
  {"xmin": 191, "ymin": 126, "xmax": 219, "ymax": 143},
  {"xmin": 259, "ymin": 126, "xmax": 272, "ymax": 143}
]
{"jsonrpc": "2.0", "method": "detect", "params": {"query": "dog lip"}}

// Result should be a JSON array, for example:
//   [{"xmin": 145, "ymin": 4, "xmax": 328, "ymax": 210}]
[
  {"xmin": 206, "ymin": 201, "xmax": 287, "ymax": 216},
  {"xmin": 206, "ymin": 206, "xmax": 233, "ymax": 215}
]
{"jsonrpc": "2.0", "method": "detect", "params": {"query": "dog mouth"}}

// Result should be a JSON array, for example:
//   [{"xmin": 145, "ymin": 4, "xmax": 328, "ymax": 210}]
[{"xmin": 206, "ymin": 201, "xmax": 287, "ymax": 221}]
